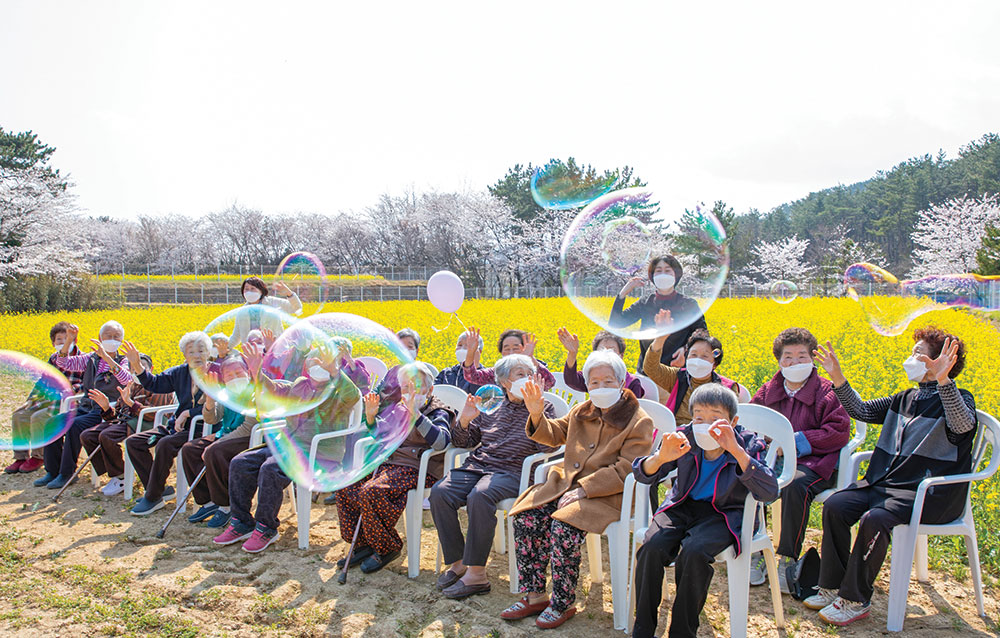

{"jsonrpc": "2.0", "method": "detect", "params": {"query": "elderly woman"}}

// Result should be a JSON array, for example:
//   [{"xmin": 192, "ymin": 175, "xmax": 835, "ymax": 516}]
[
  {"xmin": 557, "ymin": 328, "xmax": 645, "ymax": 398},
  {"xmin": 502, "ymin": 351, "xmax": 654, "ymax": 629},
  {"xmin": 644, "ymin": 327, "xmax": 744, "ymax": 424},
  {"xmin": 805, "ymin": 327, "xmax": 978, "ymax": 626},
  {"xmin": 435, "ymin": 330, "xmax": 487, "ymax": 393},
  {"xmin": 334, "ymin": 362, "xmax": 457, "ymax": 573},
  {"xmin": 123, "ymin": 332, "xmax": 212, "ymax": 515},
  {"xmin": 40, "ymin": 321, "xmax": 133, "ymax": 490},
  {"xmin": 748, "ymin": 327, "xmax": 850, "ymax": 589},
  {"xmin": 460, "ymin": 327, "xmax": 556, "ymax": 390},
  {"xmin": 229, "ymin": 276, "xmax": 302, "ymax": 348},
  {"xmin": 610, "ymin": 254, "xmax": 708, "ymax": 370},
  {"xmin": 430, "ymin": 354, "xmax": 557, "ymax": 600}
]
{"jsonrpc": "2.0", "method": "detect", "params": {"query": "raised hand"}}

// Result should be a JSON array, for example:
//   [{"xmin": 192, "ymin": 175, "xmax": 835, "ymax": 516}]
[
  {"xmin": 89, "ymin": 338, "xmax": 112, "ymax": 363},
  {"xmin": 241, "ymin": 342, "xmax": 264, "ymax": 380},
  {"xmin": 657, "ymin": 431, "xmax": 691, "ymax": 463},
  {"xmin": 464, "ymin": 327, "xmax": 481, "ymax": 367},
  {"xmin": 708, "ymin": 418, "xmax": 739, "ymax": 455},
  {"xmin": 66, "ymin": 324, "xmax": 79, "ymax": 345},
  {"xmin": 363, "ymin": 392, "xmax": 380, "ymax": 423},
  {"xmin": 522, "ymin": 333, "xmax": 538, "ymax": 358},
  {"xmin": 522, "ymin": 376, "xmax": 545, "ymax": 419},
  {"xmin": 122, "ymin": 340, "xmax": 143, "ymax": 373},
  {"xmin": 87, "ymin": 388, "xmax": 110, "ymax": 411},
  {"xmin": 261, "ymin": 328, "xmax": 276, "ymax": 351},
  {"xmin": 669, "ymin": 347, "xmax": 686, "ymax": 368},
  {"xmin": 459, "ymin": 394, "xmax": 481, "ymax": 427},
  {"xmin": 654, "ymin": 309, "xmax": 673, "ymax": 328},
  {"xmin": 174, "ymin": 409, "xmax": 190, "ymax": 430},
  {"xmin": 618, "ymin": 276, "xmax": 645, "ymax": 298},
  {"xmin": 813, "ymin": 340, "xmax": 846, "ymax": 386},
  {"xmin": 273, "ymin": 281, "xmax": 292, "ymax": 297},
  {"xmin": 919, "ymin": 336, "xmax": 959, "ymax": 385},
  {"xmin": 117, "ymin": 382, "xmax": 135, "ymax": 407},
  {"xmin": 556, "ymin": 327, "xmax": 579, "ymax": 356}
]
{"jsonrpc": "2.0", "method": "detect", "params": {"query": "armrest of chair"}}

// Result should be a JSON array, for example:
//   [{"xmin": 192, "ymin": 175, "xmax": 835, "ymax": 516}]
[
  {"xmin": 308, "ymin": 424, "xmax": 366, "ymax": 471},
  {"xmin": 251, "ymin": 420, "xmax": 288, "ymax": 447},
  {"xmin": 187, "ymin": 415, "xmax": 207, "ymax": 441},
  {"xmin": 908, "ymin": 444, "xmax": 1000, "ymax": 528},
  {"xmin": 533, "ymin": 458, "xmax": 562, "ymax": 484},
  {"xmin": 60, "ymin": 393, "xmax": 84, "ymax": 413},
  {"xmin": 152, "ymin": 404, "xmax": 179, "ymax": 430},
  {"xmin": 835, "ymin": 421, "xmax": 868, "ymax": 489},
  {"xmin": 739, "ymin": 492, "xmax": 758, "ymax": 552},
  {"xmin": 619, "ymin": 473, "xmax": 637, "ymax": 524},
  {"xmin": 416, "ymin": 446, "xmax": 449, "ymax": 494},
  {"xmin": 519, "ymin": 446, "xmax": 565, "ymax": 493},
  {"xmin": 849, "ymin": 450, "xmax": 873, "ymax": 482},
  {"xmin": 444, "ymin": 445, "xmax": 477, "ymax": 472}
]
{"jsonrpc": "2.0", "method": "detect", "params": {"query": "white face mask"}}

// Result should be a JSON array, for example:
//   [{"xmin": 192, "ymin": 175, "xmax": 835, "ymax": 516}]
[
  {"xmin": 685, "ymin": 357, "xmax": 714, "ymax": 380},
  {"xmin": 589, "ymin": 387, "xmax": 623, "ymax": 409},
  {"xmin": 210, "ymin": 347, "xmax": 219, "ymax": 359},
  {"xmin": 102, "ymin": 339, "xmax": 122, "ymax": 353},
  {"xmin": 406, "ymin": 348, "xmax": 418, "ymax": 360},
  {"xmin": 308, "ymin": 365, "xmax": 331, "ymax": 382},
  {"xmin": 226, "ymin": 377, "xmax": 250, "ymax": 394},
  {"xmin": 780, "ymin": 362, "xmax": 814, "ymax": 383},
  {"xmin": 455, "ymin": 348, "xmax": 469, "ymax": 365},
  {"xmin": 902, "ymin": 355, "xmax": 928, "ymax": 383},
  {"xmin": 509, "ymin": 377, "xmax": 529, "ymax": 399},
  {"xmin": 692, "ymin": 422, "xmax": 721, "ymax": 451},
  {"xmin": 653, "ymin": 273, "xmax": 676, "ymax": 292},
  {"xmin": 244, "ymin": 289, "xmax": 262, "ymax": 303}
]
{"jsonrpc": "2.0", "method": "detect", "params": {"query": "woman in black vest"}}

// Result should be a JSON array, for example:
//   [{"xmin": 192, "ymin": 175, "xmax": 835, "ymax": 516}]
[{"xmin": 805, "ymin": 327, "xmax": 977, "ymax": 626}]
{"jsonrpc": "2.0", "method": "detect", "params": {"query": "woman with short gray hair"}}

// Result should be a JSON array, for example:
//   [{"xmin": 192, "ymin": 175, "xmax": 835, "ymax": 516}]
[{"xmin": 430, "ymin": 354, "xmax": 557, "ymax": 600}]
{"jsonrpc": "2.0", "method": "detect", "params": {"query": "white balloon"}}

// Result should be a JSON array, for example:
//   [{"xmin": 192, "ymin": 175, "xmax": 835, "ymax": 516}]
[{"xmin": 427, "ymin": 271, "xmax": 465, "ymax": 314}]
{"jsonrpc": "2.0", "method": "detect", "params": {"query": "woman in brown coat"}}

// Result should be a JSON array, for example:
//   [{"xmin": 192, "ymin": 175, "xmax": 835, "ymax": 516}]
[{"xmin": 502, "ymin": 351, "xmax": 654, "ymax": 629}]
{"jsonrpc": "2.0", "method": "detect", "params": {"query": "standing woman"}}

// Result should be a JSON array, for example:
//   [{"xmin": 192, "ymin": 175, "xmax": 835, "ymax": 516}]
[
  {"xmin": 229, "ymin": 276, "xmax": 302, "ymax": 348},
  {"xmin": 609, "ymin": 255, "xmax": 707, "ymax": 371}
]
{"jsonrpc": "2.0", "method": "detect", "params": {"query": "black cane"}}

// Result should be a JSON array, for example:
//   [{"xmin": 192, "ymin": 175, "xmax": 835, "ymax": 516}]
[
  {"xmin": 155, "ymin": 466, "xmax": 207, "ymax": 539},
  {"xmin": 51, "ymin": 446, "xmax": 102, "ymax": 502},
  {"xmin": 338, "ymin": 517, "xmax": 364, "ymax": 585}
]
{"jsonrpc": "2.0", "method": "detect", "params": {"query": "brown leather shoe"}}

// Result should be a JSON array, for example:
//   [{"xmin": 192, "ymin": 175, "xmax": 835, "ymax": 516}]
[
  {"xmin": 436, "ymin": 569, "xmax": 462, "ymax": 591},
  {"xmin": 442, "ymin": 580, "xmax": 491, "ymax": 600},
  {"xmin": 536, "ymin": 605, "xmax": 576, "ymax": 629},
  {"xmin": 501, "ymin": 596, "xmax": 550, "ymax": 620}
]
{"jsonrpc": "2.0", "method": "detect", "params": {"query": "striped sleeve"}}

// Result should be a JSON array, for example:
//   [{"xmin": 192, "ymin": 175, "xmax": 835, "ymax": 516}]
[
  {"xmin": 55, "ymin": 353, "xmax": 90, "ymax": 373},
  {"xmin": 832, "ymin": 381, "xmax": 893, "ymax": 424},
  {"xmin": 938, "ymin": 383, "xmax": 977, "ymax": 434},
  {"xmin": 415, "ymin": 408, "xmax": 452, "ymax": 450}
]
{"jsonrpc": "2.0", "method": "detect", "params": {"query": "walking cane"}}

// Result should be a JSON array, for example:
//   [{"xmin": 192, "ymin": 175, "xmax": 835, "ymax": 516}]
[
  {"xmin": 338, "ymin": 517, "xmax": 364, "ymax": 585},
  {"xmin": 51, "ymin": 446, "xmax": 102, "ymax": 502},
  {"xmin": 155, "ymin": 466, "xmax": 207, "ymax": 539}
]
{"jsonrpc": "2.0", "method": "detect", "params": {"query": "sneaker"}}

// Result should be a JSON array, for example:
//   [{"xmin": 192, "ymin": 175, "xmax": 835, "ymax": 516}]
[
  {"xmin": 101, "ymin": 477, "xmax": 125, "ymax": 496},
  {"xmin": 205, "ymin": 509, "xmax": 232, "ymax": 529},
  {"xmin": 777, "ymin": 555, "xmax": 795, "ymax": 595},
  {"xmin": 241, "ymin": 525, "xmax": 280, "ymax": 553},
  {"xmin": 130, "ymin": 496, "xmax": 165, "ymax": 516},
  {"xmin": 818, "ymin": 597, "xmax": 871, "ymax": 626},
  {"xmin": 162, "ymin": 486, "xmax": 176, "ymax": 501},
  {"xmin": 19, "ymin": 458, "xmax": 43, "ymax": 473},
  {"xmin": 4, "ymin": 460, "xmax": 25, "ymax": 474},
  {"xmin": 213, "ymin": 520, "xmax": 254, "ymax": 545},
  {"xmin": 804, "ymin": 587, "xmax": 840, "ymax": 611},
  {"xmin": 749, "ymin": 551, "xmax": 766, "ymax": 586},
  {"xmin": 422, "ymin": 497, "xmax": 431, "ymax": 510},
  {"xmin": 33, "ymin": 472, "xmax": 57, "ymax": 487},
  {"xmin": 323, "ymin": 493, "xmax": 337, "ymax": 505},
  {"xmin": 46, "ymin": 474, "xmax": 76, "ymax": 490},
  {"xmin": 188, "ymin": 503, "xmax": 219, "ymax": 523}
]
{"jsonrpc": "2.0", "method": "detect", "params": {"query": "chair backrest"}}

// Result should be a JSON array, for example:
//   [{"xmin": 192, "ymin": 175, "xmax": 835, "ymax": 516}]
[
  {"xmin": 974, "ymin": 410, "xmax": 1000, "ymax": 476},
  {"xmin": 636, "ymin": 374, "xmax": 661, "ymax": 402},
  {"xmin": 421, "ymin": 362, "xmax": 439, "ymax": 378},
  {"xmin": 356, "ymin": 356, "xmax": 389, "ymax": 386},
  {"xmin": 548, "ymin": 371, "xmax": 588, "ymax": 407},
  {"xmin": 734, "ymin": 403, "xmax": 797, "ymax": 489},
  {"xmin": 637, "ymin": 398, "xmax": 677, "ymax": 437},
  {"xmin": 431, "ymin": 384, "xmax": 468, "ymax": 413},
  {"xmin": 543, "ymin": 392, "xmax": 570, "ymax": 418}
]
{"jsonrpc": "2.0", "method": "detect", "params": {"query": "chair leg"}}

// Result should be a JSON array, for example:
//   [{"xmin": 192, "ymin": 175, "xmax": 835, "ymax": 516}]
[
  {"xmin": 89, "ymin": 465, "xmax": 99, "ymax": 488},
  {"xmin": 607, "ymin": 526, "xmax": 629, "ymax": 631},
  {"xmin": 123, "ymin": 454, "xmax": 134, "ymax": 501},
  {"xmin": 494, "ymin": 509, "xmax": 506, "ymax": 554},
  {"xmin": 726, "ymin": 552, "xmax": 750, "ymax": 638},
  {"xmin": 915, "ymin": 535, "xmax": 929, "ymax": 582},
  {"xmin": 508, "ymin": 513, "xmax": 518, "ymax": 593},
  {"xmin": 771, "ymin": 499, "xmax": 782, "ymax": 550},
  {"xmin": 296, "ymin": 484, "xmax": 311, "ymax": 550},
  {"xmin": 587, "ymin": 533, "xmax": 603, "ymax": 584},
  {"xmin": 887, "ymin": 526, "xmax": 917, "ymax": 632},
  {"xmin": 435, "ymin": 542, "xmax": 443, "ymax": 575},
  {"xmin": 964, "ymin": 533, "xmax": 985, "ymax": 617},
  {"xmin": 288, "ymin": 485, "xmax": 297, "ymax": 515},
  {"xmin": 762, "ymin": 547, "xmax": 785, "ymax": 629},
  {"xmin": 404, "ymin": 490, "xmax": 422, "ymax": 579},
  {"xmin": 175, "ymin": 457, "xmax": 188, "ymax": 514}
]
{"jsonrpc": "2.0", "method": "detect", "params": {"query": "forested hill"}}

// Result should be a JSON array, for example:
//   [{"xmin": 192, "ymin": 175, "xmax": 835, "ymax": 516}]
[{"xmin": 735, "ymin": 133, "xmax": 1000, "ymax": 275}]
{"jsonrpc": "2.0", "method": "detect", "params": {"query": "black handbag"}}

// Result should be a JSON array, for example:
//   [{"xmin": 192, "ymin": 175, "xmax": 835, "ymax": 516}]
[{"xmin": 788, "ymin": 547, "xmax": 822, "ymax": 601}]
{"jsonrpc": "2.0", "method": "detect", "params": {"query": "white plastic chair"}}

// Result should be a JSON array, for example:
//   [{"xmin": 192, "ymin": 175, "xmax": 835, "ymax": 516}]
[
  {"xmin": 847, "ymin": 410, "xmax": 999, "ymax": 632},
  {"xmin": 356, "ymin": 356, "xmax": 389, "ymax": 386},
  {"xmin": 636, "ymin": 374, "xmax": 661, "ymax": 402},
  {"xmin": 421, "ymin": 362, "xmax": 439, "ymax": 378},
  {"xmin": 124, "ymin": 403, "xmax": 179, "ymax": 501},
  {"xmin": 627, "ymin": 403, "xmax": 796, "ymax": 638},
  {"xmin": 59, "ymin": 393, "xmax": 101, "ymax": 488},
  {"xmin": 542, "ymin": 392, "xmax": 570, "ymax": 418},
  {"xmin": 737, "ymin": 384, "xmax": 752, "ymax": 403},
  {"xmin": 548, "ymin": 371, "xmax": 588, "ymax": 407}
]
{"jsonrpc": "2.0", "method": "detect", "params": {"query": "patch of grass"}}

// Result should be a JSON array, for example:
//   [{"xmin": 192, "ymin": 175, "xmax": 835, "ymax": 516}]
[
  {"xmin": 195, "ymin": 587, "xmax": 225, "ymax": 610},
  {"xmin": 154, "ymin": 547, "xmax": 175, "ymax": 561},
  {"xmin": 83, "ymin": 504, "xmax": 106, "ymax": 519}
]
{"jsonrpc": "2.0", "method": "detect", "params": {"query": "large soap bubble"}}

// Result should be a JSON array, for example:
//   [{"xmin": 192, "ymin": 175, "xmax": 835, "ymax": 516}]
[
  {"xmin": 0, "ymin": 351, "xmax": 76, "ymax": 450},
  {"xmin": 475, "ymin": 385, "xmax": 505, "ymax": 415},
  {"xmin": 769, "ymin": 280, "xmax": 799, "ymax": 304},
  {"xmin": 262, "ymin": 312, "xmax": 421, "ymax": 492},
  {"xmin": 844, "ymin": 263, "xmax": 999, "ymax": 336},
  {"xmin": 560, "ymin": 188, "xmax": 729, "ymax": 341},
  {"xmin": 531, "ymin": 160, "xmax": 618, "ymax": 210},
  {"xmin": 275, "ymin": 251, "xmax": 327, "ymax": 314}
]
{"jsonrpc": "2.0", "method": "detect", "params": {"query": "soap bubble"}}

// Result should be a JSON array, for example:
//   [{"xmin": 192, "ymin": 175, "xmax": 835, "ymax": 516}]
[
  {"xmin": 844, "ymin": 263, "xmax": 999, "ymax": 336},
  {"xmin": 0, "ymin": 351, "xmax": 76, "ymax": 451},
  {"xmin": 475, "ymin": 384, "xmax": 505, "ymax": 415},
  {"xmin": 275, "ymin": 251, "xmax": 327, "ymax": 314},
  {"xmin": 530, "ymin": 160, "xmax": 618, "ymax": 210},
  {"xmin": 769, "ymin": 280, "xmax": 799, "ymax": 304},
  {"xmin": 262, "ymin": 312, "xmax": 420, "ymax": 492},
  {"xmin": 560, "ymin": 188, "xmax": 729, "ymax": 341}
]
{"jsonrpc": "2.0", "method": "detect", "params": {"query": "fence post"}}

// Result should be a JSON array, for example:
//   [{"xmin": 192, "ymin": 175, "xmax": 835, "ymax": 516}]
[
  {"xmin": 201, "ymin": 284, "xmax": 204, "ymax": 304},
  {"xmin": 407, "ymin": 265, "xmax": 412, "ymax": 280},
  {"xmin": 225, "ymin": 284, "xmax": 229, "ymax": 304},
  {"xmin": 360, "ymin": 286, "xmax": 363, "ymax": 302}
]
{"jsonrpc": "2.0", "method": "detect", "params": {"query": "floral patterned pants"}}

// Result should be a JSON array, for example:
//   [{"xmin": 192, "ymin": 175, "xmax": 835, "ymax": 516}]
[
  {"xmin": 334, "ymin": 464, "xmax": 433, "ymax": 555},
  {"xmin": 512, "ymin": 502, "xmax": 587, "ymax": 613}
]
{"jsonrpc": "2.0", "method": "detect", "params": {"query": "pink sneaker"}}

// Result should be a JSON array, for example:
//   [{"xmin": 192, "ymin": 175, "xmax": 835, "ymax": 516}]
[
  {"xmin": 213, "ymin": 523, "xmax": 253, "ymax": 546},
  {"xmin": 241, "ymin": 528, "xmax": 280, "ymax": 553}
]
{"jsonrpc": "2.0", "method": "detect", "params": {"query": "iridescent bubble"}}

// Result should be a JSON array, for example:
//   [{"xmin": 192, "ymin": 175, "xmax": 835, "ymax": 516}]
[
  {"xmin": 844, "ymin": 262, "xmax": 1000, "ymax": 336},
  {"xmin": 275, "ymin": 251, "xmax": 327, "ymax": 315},
  {"xmin": 475, "ymin": 384, "xmax": 505, "ymax": 415},
  {"xmin": 769, "ymin": 280, "xmax": 799, "ymax": 304},
  {"xmin": 530, "ymin": 160, "xmax": 618, "ymax": 210},
  {"xmin": 262, "ymin": 312, "xmax": 419, "ymax": 492},
  {"xmin": 560, "ymin": 188, "xmax": 729, "ymax": 341},
  {"xmin": 0, "ymin": 351, "xmax": 76, "ymax": 451}
]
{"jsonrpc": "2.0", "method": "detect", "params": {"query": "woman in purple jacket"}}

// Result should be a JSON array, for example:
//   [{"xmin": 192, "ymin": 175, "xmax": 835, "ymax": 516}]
[
  {"xmin": 555, "ymin": 328, "xmax": 645, "ymax": 398},
  {"xmin": 749, "ymin": 327, "xmax": 850, "ymax": 591}
]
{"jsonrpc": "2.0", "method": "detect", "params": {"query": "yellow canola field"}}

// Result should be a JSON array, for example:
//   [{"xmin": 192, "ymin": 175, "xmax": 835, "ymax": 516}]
[{"xmin": 1, "ymin": 297, "xmax": 998, "ymax": 573}]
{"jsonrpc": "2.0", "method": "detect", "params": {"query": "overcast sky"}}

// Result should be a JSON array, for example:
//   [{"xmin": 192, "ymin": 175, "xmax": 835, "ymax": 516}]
[{"xmin": 3, "ymin": 1, "xmax": 999, "ymax": 220}]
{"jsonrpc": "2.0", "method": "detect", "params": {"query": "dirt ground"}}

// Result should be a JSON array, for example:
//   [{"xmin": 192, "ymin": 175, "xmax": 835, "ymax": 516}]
[{"xmin": 0, "ymin": 467, "xmax": 998, "ymax": 638}]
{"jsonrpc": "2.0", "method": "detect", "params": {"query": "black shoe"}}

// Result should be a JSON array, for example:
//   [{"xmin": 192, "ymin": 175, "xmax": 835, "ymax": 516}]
[
  {"xmin": 323, "ymin": 493, "xmax": 337, "ymax": 505},
  {"xmin": 336, "ymin": 545, "xmax": 373, "ymax": 569},
  {"xmin": 360, "ymin": 549, "xmax": 400, "ymax": 574}
]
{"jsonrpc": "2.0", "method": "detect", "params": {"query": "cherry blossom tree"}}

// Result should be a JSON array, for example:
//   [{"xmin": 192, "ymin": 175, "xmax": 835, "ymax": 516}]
[
  {"xmin": 749, "ymin": 235, "xmax": 812, "ymax": 283},
  {"xmin": 909, "ymin": 194, "xmax": 1000, "ymax": 276}
]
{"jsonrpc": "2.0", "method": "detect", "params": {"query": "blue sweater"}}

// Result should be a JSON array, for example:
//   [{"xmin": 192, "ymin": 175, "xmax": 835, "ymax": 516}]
[{"xmin": 137, "ymin": 365, "xmax": 203, "ymax": 429}]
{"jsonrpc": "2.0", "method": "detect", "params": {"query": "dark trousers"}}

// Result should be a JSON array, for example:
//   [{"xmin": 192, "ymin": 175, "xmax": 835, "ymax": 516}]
[
  {"xmin": 429, "ymin": 468, "xmax": 519, "ymax": 567},
  {"xmin": 335, "ymin": 464, "xmax": 429, "ymax": 555},
  {"xmin": 180, "ymin": 435, "xmax": 250, "ymax": 506},
  {"xmin": 125, "ymin": 427, "xmax": 189, "ymax": 501},
  {"xmin": 54, "ymin": 409, "xmax": 105, "ymax": 478},
  {"xmin": 512, "ymin": 502, "xmax": 588, "ymax": 613},
  {"xmin": 80, "ymin": 421, "xmax": 133, "ymax": 478},
  {"xmin": 633, "ymin": 500, "xmax": 733, "ymax": 638},
  {"xmin": 818, "ymin": 485, "xmax": 949, "ymax": 604},
  {"xmin": 230, "ymin": 446, "xmax": 290, "ymax": 533},
  {"xmin": 777, "ymin": 465, "xmax": 836, "ymax": 558}
]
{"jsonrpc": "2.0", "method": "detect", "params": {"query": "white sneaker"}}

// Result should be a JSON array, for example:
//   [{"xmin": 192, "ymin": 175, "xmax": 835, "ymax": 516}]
[
  {"xmin": 803, "ymin": 587, "xmax": 839, "ymax": 610},
  {"xmin": 422, "ymin": 497, "xmax": 431, "ymax": 510},
  {"xmin": 101, "ymin": 477, "xmax": 125, "ymax": 496},
  {"xmin": 818, "ymin": 597, "xmax": 871, "ymax": 626},
  {"xmin": 749, "ymin": 551, "xmax": 766, "ymax": 586}
]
